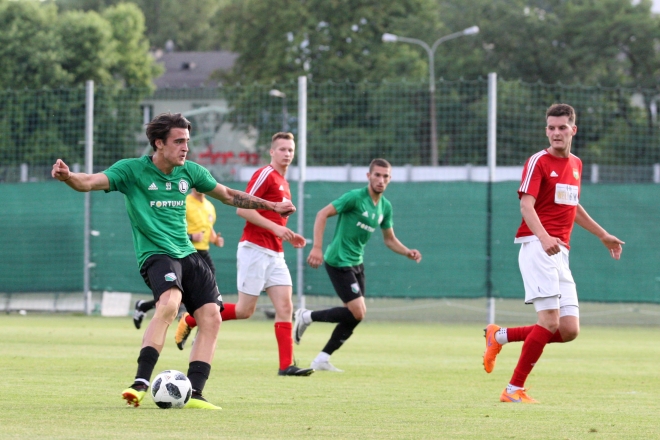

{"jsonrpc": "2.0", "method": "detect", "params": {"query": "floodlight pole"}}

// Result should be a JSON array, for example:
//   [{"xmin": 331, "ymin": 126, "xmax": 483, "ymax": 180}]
[{"xmin": 382, "ymin": 27, "xmax": 479, "ymax": 166}]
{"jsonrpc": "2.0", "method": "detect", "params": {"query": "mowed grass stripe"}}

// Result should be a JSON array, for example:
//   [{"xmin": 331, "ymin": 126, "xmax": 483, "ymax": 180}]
[{"xmin": 0, "ymin": 316, "xmax": 658, "ymax": 439}]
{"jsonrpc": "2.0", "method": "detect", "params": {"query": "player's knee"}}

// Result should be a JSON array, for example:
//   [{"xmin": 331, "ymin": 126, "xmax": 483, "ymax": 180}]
[
  {"xmin": 350, "ymin": 309, "xmax": 365, "ymax": 321},
  {"xmin": 198, "ymin": 307, "xmax": 222, "ymax": 333},
  {"xmin": 155, "ymin": 296, "xmax": 180, "ymax": 324},
  {"xmin": 276, "ymin": 302, "xmax": 293, "ymax": 321},
  {"xmin": 562, "ymin": 327, "xmax": 579, "ymax": 342},
  {"xmin": 235, "ymin": 303, "xmax": 256, "ymax": 319},
  {"xmin": 544, "ymin": 321, "xmax": 559, "ymax": 334}
]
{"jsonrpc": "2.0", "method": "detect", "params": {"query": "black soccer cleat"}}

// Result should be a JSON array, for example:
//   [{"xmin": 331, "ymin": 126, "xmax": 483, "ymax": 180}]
[
  {"xmin": 133, "ymin": 300, "xmax": 146, "ymax": 329},
  {"xmin": 278, "ymin": 365, "xmax": 315, "ymax": 376}
]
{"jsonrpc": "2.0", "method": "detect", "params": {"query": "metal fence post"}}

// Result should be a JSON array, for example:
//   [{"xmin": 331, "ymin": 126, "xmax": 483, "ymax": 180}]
[
  {"xmin": 296, "ymin": 76, "xmax": 307, "ymax": 311},
  {"xmin": 84, "ymin": 80, "xmax": 94, "ymax": 315},
  {"xmin": 486, "ymin": 72, "xmax": 497, "ymax": 325}
]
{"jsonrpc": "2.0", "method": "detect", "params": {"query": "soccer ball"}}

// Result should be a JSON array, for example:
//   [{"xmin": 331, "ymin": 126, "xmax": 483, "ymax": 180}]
[{"xmin": 151, "ymin": 370, "xmax": 192, "ymax": 409}]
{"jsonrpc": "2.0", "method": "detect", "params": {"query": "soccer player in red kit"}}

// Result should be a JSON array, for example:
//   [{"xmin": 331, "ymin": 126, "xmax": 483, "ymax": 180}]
[
  {"xmin": 482, "ymin": 103, "xmax": 624, "ymax": 403},
  {"xmin": 175, "ymin": 132, "xmax": 313, "ymax": 376}
]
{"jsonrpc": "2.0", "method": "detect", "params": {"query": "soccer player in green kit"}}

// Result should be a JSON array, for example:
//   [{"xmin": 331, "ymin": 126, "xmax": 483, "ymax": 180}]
[
  {"xmin": 51, "ymin": 112, "xmax": 295, "ymax": 409},
  {"xmin": 294, "ymin": 158, "xmax": 422, "ymax": 372}
]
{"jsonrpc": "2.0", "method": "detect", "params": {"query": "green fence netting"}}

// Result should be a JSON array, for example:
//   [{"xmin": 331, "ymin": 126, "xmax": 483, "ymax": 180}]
[
  {"xmin": 1, "ymin": 78, "xmax": 659, "ymax": 303},
  {"xmin": 1, "ymin": 181, "xmax": 658, "ymax": 303}
]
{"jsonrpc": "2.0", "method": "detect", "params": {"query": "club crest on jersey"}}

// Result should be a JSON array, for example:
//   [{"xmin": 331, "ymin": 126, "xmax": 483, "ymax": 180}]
[
  {"xmin": 178, "ymin": 180, "xmax": 189, "ymax": 194},
  {"xmin": 573, "ymin": 168, "xmax": 580, "ymax": 180}
]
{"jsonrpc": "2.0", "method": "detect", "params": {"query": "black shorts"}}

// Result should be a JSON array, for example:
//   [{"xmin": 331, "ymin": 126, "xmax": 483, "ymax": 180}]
[
  {"xmin": 324, "ymin": 263, "xmax": 365, "ymax": 303},
  {"xmin": 197, "ymin": 250, "xmax": 216, "ymax": 276},
  {"xmin": 140, "ymin": 253, "xmax": 223, "ymax": 316}
]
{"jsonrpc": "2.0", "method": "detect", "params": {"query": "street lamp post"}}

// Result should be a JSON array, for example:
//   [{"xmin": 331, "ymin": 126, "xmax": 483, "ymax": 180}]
[
  {"xmin": 269, "ymin": 89, "xmax": 288, "ymax": 132},
  {"xmin": 382, "ymin": 26, "xmax": 479, "ymax": 166}
]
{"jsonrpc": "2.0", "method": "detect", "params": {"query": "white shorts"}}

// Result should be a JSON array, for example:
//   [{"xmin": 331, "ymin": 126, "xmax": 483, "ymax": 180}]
[
  {"xmin": 518, "ymin": 239, "xmax": 579, "ymax": 316},
  {"xmin": 236, "ymin": 245, "xmax": 292, "ymax": 296}
]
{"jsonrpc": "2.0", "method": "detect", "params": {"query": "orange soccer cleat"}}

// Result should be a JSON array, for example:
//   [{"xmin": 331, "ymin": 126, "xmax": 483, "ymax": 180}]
[
  {"xmin": 483, "ymin": 324, "xmax": 502, "ymax": 373},
  {"xmin": 500, "ymin": 388, "xmax": 539, "ymax": 404},
  {"xmin": 175, "ymin": 312, "xmax": 192, "ymax": 350}
]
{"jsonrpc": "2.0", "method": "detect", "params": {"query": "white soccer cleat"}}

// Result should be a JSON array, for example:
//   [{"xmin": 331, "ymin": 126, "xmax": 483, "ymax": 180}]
[
  {"xmin": 310, "ymin": 360, "xmax": 343, "ymax": 372},
  {"xmin": 293, "ymin": 308, "xmax": 311, "ymax": 345}
]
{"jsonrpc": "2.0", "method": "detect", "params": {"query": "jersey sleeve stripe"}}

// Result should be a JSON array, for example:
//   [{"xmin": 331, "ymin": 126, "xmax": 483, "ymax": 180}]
[
  {"xmin": 248, "ymin": 166, "xmax": 273, "ymax": 196},
  {"xmin": 519, "ymin": 150, "xmax": 546, "ymax": 193}
]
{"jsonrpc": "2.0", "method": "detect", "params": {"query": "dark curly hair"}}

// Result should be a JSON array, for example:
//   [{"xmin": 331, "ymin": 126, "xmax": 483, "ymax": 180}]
[{"xmin": 145, "ymin": 113, "xmax": 192, "ymax": 151}]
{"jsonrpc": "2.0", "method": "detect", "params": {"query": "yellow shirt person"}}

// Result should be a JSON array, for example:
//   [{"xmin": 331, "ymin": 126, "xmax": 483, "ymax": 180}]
[
  {"xmin": 185, "ymin": 188, "xmax": 223, "ymax": 279},
  {"xmin": 187, "ymin": 189, "xmax": 223, "ymax": 251}
]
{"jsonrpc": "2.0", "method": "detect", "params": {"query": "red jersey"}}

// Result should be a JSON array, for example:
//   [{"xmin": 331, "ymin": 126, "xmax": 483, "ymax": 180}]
[
  {"xmin": 515, "ymin": 149, "xmax": 582, "ymax": 248},
  {"xmin": 239, "ymin": 165, "xmax": 291, "ymax": 253}
]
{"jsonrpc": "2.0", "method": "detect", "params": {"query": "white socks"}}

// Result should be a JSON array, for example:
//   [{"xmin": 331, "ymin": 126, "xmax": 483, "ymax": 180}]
[
  {"xmin": 495, "ymin": 328, "xmax": 509, "ymax": 345},
  {"xmin": 314, "ymin": 352, "xmax": 330, "ymax": 363},
  {"xmin": 302, "ymin": 310, "xmax": 313, "ymax": 324},
  {"xmin": 506, "ymin": 384, "xmax": 523, "ymax": 393}
]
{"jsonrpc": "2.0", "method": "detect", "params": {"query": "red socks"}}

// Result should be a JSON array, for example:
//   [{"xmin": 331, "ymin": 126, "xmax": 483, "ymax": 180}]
[
  {"xmin": 184, "ymin": 303, "xmax": 237, "ymax": 329},
  {"xmin": 274, "ymin": 322, "xmax": 293, "ymax": 370},
  {"xmin": 184, "ymin": 313, "xmax": 197, "ymax": 328},
  {"xmin": 220, "ymin": 303, "xmax": 237, "ymax": 321},
  {"xmin": 510, "ymin": 324, "xmax": 554, "ymax": 387},
  {"xmin": 506, "ymin": 325, "xmax": 534, "ymax": 342},
  {"xmin": 184, "ymin": 304, "xmax": 294, "ymax": 371},
  {"xmin": 507, "ymin": 325, "xmax": 564, "ymax": 344}
]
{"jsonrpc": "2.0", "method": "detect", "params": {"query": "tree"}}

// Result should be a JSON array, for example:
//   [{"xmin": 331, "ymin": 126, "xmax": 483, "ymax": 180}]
[
  {"xmin": 215, "ymin": 0, "xmax": 434, "ymax": 83},
  {"xmin": 0, "ymin": 1, "xmax": 160, "ymax": 171},
  {"xmin": 0, "ymin": 0, "xmax": 161, "ymax": 90},
  {"xmin": 56, "ymin": 0, "xmax": 230, "ymax": 51},
  {"xmin": 137, "ymin": 0, "xmax": 228, "ymax": 51},
  {"xmin": 436, "ymin": 0, "xmax": 660, "ymax": 87},
  {"xmin": 56, "ymin": 10, "xmax": 117, "ymax": 85},
  {"xmin": 0, "ymin": 1, "xmax": 71, "ymax": 89},
  {"xmin": 102, "ymin": 3, "xmax": 163, "ymax": 89}
]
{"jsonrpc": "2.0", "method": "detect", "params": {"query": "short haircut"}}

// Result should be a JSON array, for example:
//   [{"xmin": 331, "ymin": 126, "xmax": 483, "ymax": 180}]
[
  {"xmin": 369, "ymin": 158, "xmax": 391, "ymax": 172},
  {"xmin": 546, "ymin": 103, "xmax": 576, "ymax": 125},
  {"xmin": 146, "ymin": 113, "xmax": 192, "ymax": 151},
  {"xmin": 271, "ymin": 132, "xmax": 294, "ymax": 146}
]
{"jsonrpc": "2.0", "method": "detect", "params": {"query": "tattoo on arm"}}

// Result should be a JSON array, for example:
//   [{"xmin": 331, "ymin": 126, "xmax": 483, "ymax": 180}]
[{"xmin": 232, "ymin": 192, "xmax": 271, "ymax": 210}]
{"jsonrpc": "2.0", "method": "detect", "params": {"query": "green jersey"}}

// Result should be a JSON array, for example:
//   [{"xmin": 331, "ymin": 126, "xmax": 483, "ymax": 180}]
[
  {"xmin": 103, "ymin": 156, "xmax": 217, "ymax": 268},
  {"xmin": 324, "ymin": 187, "xmax": 393, "ymax": 267}
]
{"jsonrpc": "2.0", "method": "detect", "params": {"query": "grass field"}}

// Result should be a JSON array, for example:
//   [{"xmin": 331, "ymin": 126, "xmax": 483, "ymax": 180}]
[{"xmin": 1, "ymin": 315, "xmax": 659, "ymax": 439}]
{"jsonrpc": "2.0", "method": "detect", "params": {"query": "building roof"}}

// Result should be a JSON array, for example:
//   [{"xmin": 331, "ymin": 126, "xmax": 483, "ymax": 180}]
[{"xmin": 153, "ymin": 51, "xmax": 238, "ymax": 88}]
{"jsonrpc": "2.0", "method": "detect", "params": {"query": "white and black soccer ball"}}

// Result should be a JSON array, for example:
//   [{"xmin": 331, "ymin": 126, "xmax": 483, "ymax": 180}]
[{"xmin": 151, "ymin": 370, "xmax": 192, "ymax": 409}]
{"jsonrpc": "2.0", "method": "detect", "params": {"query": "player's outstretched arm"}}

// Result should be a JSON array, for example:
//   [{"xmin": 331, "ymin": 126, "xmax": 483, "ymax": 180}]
[
  {"xmin": 52, "ymin": 159, "xmax": 109, "ymax": 192},
  {"xmin": 575, "ymin": 204, "xmax": 624, "ymax": 260},
  {"xmin": 237, "ymin": 208, "xmax": 299, "ymax": 244},
  {"xmin": 206, "ymin": 184, "xmax": 295, "ymax": 217},
  {"xmin": 382, "ymin": 228, "xmax": 422, "ymax": 263},
  {"xmin": 307, "ymin": 203, "xmax": 337, "ymax": 268}
]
